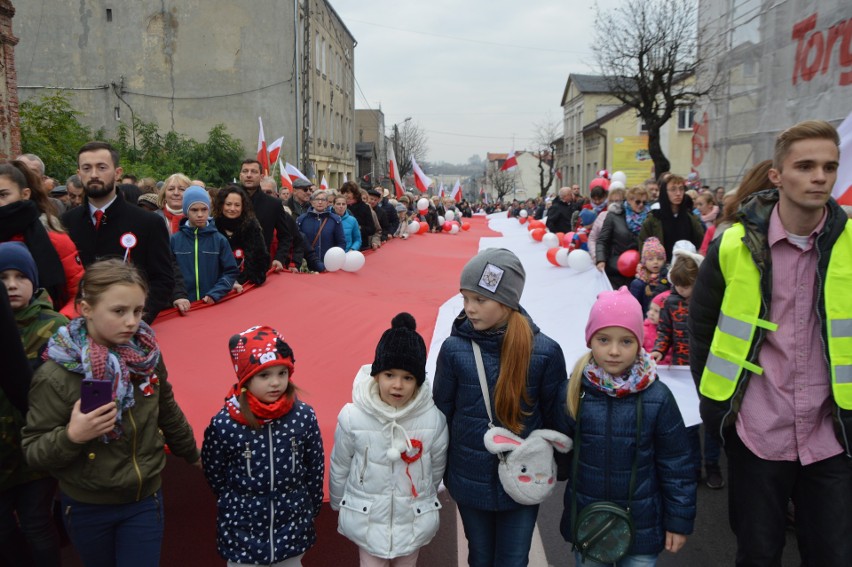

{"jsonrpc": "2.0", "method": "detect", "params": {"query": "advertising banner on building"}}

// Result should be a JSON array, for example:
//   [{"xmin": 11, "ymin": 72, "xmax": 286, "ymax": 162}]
[{"xmin": 612, "ymin": 135, "xmax": 653, "ymax": 187}]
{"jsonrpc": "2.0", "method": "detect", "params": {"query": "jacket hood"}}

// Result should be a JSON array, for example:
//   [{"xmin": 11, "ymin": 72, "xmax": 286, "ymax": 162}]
[
  {"xmin": 352, "ymin": 364, "xmax": 437, "ymax": 454},
  {"xmin": 449, "ymin": 306, "xmax": 540, "ymax": 345},
  {"xmin": 608, "ymin": 201, "xmax": 624, "ymax": 215},
  {"xmin": 178, "ymin": 219, "xmax": 218, "ymax": 236}
]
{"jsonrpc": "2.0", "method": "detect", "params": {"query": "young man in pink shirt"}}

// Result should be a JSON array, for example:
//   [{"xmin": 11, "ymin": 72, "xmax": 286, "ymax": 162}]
[{"xmin": 689, "ymin": 120, "xmax": 851, "ymax": 566}]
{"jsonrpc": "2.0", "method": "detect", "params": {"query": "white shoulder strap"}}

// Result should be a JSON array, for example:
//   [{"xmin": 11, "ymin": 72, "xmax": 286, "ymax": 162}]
[{"xmin": 471, "ymin": 341, "xmax": 494, "ymax": 427}]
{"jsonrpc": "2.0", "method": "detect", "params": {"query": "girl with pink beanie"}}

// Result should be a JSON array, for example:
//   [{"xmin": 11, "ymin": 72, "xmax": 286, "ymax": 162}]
[
  {"xmin": 559, "ymin": 287, "xmax": 695, "ymax": 565},
  {"xmin": 628, "ymin": 237, "xmax": 670, "ymax": 314}
]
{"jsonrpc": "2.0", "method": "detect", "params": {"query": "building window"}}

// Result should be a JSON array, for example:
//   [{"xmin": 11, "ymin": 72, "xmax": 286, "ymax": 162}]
[
  {"xmin": 315, "ymin": 34, "xmax": 321, "ymax": 71},
  {"xmin": 678, "ymin": 106, "xmax": 695, "ymax": 130},
  {"xmin": 321, "ymin": 38, "xmax": 327, "ymax": 75}
]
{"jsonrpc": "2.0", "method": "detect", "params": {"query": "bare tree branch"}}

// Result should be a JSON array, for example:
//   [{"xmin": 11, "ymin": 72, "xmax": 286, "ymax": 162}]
[
  {"xmin": 593, "ymin": 0, "xmax": 721, "ymax": 176},
  {"xmin": 532, "ymin": 116, "xmax": 560, "ymax": 197},
  {"xmin": 389, "ymin": 121, "xmax": 428, "ymax": 178},
  {"xmin": 485, "ymin": 162, "xmax": 515, "ymax": 203}
]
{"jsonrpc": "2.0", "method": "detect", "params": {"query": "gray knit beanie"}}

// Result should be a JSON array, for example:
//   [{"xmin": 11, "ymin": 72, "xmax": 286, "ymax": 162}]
[{"xmin": 459, "ymin": 248, "xmax": 525, "ymax": 310}]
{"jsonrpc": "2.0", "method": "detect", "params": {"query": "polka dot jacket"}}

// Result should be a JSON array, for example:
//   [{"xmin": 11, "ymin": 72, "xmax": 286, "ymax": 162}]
[{"xmin": 202, "ymin": 400, "xmax": 324, "ymax": 564}]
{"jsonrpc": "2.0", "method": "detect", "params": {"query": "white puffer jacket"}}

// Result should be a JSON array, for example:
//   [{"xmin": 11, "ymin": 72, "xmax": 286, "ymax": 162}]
[{"xmin": 330, "ymin": 364, "xmax": 449, "ymax": 558}]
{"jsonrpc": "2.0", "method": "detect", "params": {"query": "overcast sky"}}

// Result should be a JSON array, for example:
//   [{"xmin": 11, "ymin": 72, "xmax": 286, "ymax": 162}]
[{"xmin": 332, "ymin": 0, "xmax": 622, "ymax": 165}]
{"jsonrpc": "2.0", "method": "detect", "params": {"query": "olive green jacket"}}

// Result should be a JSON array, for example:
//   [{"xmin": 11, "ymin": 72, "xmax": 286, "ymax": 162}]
[{"xmin": 21, "ymin": 356, "xmax": 199, "ymax": 504}]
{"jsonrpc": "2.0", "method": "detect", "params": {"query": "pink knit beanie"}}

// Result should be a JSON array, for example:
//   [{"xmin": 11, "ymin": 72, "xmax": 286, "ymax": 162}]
[
  {"xmin": 585, "ymin": 286, "xmax": 645, "ymax": 346},
  {"xmin": 641, "ymin": 237, "xmax": 666, "ymax": 264}
]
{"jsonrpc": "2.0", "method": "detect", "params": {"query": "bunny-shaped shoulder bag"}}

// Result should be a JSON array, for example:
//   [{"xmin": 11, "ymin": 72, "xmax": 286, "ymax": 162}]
[
  {"xmin": 471, "ymin": 341, "xmax": 572, "ymax": 505},
  {"xmin": 484, "ymin": 427, "xmax": 572, "ymax": 505}
]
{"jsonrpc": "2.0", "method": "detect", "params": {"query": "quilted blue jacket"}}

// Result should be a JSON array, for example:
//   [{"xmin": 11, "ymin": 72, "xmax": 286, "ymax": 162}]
[
  {"xmin": 201, "ymin": 400, "xmax": 325, "ymax": 564},
  {"xmin": 558, "ymin": 379, "xmax": 696, "ymax": 556},
  {"xmin": 170, "ymin": 220, "xmax": 239, "ymax": 302},
  {"xmin": 433, "ymin": 310, "xmax": 567, "ymax": 511}
]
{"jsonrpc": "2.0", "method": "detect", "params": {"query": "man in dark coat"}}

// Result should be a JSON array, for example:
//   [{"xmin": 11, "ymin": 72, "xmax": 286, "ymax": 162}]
[
  {"xmin": 366, "ymin": 189, "xmax": 391, "ymax": 242},
  {"xmin": 62, "ymin": 142, "xmax": 174, "ymax": 323},
  {"xmin": 238, "ymin": 159, "xmax": 298, "ymax": 273},
  {"xmin": 546, "ymin": 187, "xmax": 579, "ymax": 233}
]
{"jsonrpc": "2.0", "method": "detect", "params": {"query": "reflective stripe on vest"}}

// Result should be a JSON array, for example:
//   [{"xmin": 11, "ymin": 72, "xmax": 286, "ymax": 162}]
[
  {"xmin": 699, "ymin": 224, "xmax": 777, "ymax": 402},
  {"xmin": 700, "ymin": 220, "xmax": 852, "ymax": 410},
  {"xmin": 823, "ymin": 223, "xmax": 852, "ymax": 408}
]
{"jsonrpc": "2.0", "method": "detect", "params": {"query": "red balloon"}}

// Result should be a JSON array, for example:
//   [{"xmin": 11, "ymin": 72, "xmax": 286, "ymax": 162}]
[
  {"xmin": 617, "ymin": 249, "xmax": 640, "ymax": 277},
  {"xmin": 442, "ymin": 221, "xmax": 452, "ymax": 232},
  {"xmin": 531, "ymin": 220, "xmax": 546, "ymax": 230},
  {"xmin": 531, "ymin": 228, "xmax": 546, "ymax": 242},
  {"xmin": 562, "ymin": 232, "xmax": 575, "ymax": 247},
  {"xmin": 546, "ymin": 247, "xmax": 561, "ymax": 266},
  {"xmin": 461, "ymin": 222, "xmax": 471, "ymax": 231},
  {"xmin": 556, "ymin": 232, "xmax": 565, "ymax": 242},
  {"xmin": 519, "ymin": 216, "xmax": 528, "ymax": 225},
  {"xmin": 418, "ymin": 221, "xmax": 429, "ymax": 234},
  {"xmin": 577, "ymin": 232, "xmax": 589, "ymax": 244}
]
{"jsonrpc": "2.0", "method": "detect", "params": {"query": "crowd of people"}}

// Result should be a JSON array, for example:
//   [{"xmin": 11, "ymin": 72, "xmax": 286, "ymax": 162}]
[{"xmin": 2, "ymin": 118, "xmax": 851, "ymax": 567}]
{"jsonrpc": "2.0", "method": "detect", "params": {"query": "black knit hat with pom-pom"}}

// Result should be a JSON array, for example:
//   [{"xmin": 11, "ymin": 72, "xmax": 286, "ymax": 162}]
[{"xmin": 371, "ymin": 312, "xmax": 428, "ymax": 386}]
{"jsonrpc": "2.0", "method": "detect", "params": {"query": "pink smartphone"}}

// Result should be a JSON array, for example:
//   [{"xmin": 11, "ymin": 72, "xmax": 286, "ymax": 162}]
[{"xmin": 80, "ymin": 378, "xmax": 113, "ymax": 414}]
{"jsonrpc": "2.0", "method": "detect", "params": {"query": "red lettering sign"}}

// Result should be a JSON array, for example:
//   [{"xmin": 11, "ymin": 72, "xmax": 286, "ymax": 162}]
[
  {"xmin": 692, "ymin": 112, "xmax": 710, "ymax": 169},
  {"xmin": 792, "ymin": 12, "xmax": 852, "ymax": 87}
]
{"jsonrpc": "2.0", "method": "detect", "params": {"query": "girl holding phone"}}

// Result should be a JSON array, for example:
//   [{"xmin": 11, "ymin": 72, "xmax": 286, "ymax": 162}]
[{"xmin": 21, "ymin": 259, "xmax": 200, "ymax": 567}]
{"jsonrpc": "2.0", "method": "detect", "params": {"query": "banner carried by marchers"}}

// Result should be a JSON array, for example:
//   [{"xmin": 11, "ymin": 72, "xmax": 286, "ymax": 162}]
[{"xmin": 834, "ymin": 110, "xmax": 852, "ymax": 206}]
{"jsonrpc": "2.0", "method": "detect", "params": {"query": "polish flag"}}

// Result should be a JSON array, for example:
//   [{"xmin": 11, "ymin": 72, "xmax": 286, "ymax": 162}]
[
  {"xmin": 257, "ymin": 117, "xmax": 270, "ymax": 175},
  {"xmin": 500, "ymin": 148, "xmax": 518, "ymax": 172},
  {"xmin": 278, "ymin": 159, "xmax": 293, "ymax": 192},
  {"xmin": 834, "ymin": 109, "xmax": 852, "ymax": 206},
  {"xmin": 267, "ymin": 137, "xmax": 284, "ymax": 166},
  {"xmin": 388, "ymin": 145, "xmax": 405, "ymax": 197},
  {"xmin": 410, "ymin": 157, "xmax": 432, "ymax": 194},
  {"xmin": 451, "ymin": 178, "xmax": 462, "ymax": 203},
  {"xmin": 438, "ymin": 183, "xmax": 445, "ymax": 197},
  {"xmin": 320, "ymin": 175, "xmax": 329, "ymax": 190},
  {"xmin": 284, "ymin": 162, "xmax": 310, "ymax": 183}
]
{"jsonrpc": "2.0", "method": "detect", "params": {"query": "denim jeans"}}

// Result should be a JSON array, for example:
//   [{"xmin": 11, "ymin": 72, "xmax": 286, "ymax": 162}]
[
  {"xmin": 0, "ymin": 477, "xmax": 61, "ymax": 566},
  {"xmin": 456, "ymin": 503, "xmax": 539, "ymax": 567},
  {"xmin": 61, "ymin": 490, "xmax": 164, "ymax": 567},
  {"xmin": 574, "ymin": 551, "xmax": 657, "ymax": 566}
]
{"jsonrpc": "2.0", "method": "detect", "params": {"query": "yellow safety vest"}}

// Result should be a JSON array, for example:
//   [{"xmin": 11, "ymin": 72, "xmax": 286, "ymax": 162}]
[{"xmin": 699, "ymin": 221, "xmax": 852, "ymax": 410}]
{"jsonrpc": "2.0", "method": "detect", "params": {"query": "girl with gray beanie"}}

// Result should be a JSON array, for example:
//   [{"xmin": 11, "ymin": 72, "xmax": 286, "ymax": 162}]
[{"xmin": 433, "ymin": 248, "xmax": 568, "ymax": 566}]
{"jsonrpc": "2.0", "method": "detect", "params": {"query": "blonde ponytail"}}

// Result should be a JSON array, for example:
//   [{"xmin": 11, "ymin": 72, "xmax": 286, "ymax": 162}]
[{"xmin": 566, "ymin": 351, "xmax": 592, "ymax": 418}]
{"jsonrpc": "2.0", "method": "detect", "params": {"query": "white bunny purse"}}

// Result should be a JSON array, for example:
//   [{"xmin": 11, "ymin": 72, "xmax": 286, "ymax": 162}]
[{"xmin": 484, "ymin": 427, "xmax": 572, "ymax": 505}]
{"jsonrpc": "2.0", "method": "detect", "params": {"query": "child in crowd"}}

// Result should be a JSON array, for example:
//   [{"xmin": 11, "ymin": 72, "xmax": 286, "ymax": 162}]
[
  {"xmin": 393, "ymin": 204, "xmax": 410, "ymax": 239},
  {"xmin": 433, "ymin": 248, "xmax": 567, "ymax": 566},
  {"xmin": 22, "ymin": 259, "xmax": 200, "ymax": 566},
  {"xmin": 651, "ymin": 250, "xmax": 724, "ymax": 489},
  {"xmin": 0, "ymin": 242, "xmax": 67, "ymax": 566},
  {"xmin": 629, "ymin": 237, "xmax": 669, "ymax": 314},
  {"xmin": 561, "ymin": 287, "xmax": 696, "ymax": 565},
  {"xmin": 202, "ymin": 325, "xmax": 324, "ymax": 567},
  {"xmin": 171, "ymin": 185, "xmax": 241, "ymax": 313},
  {"xmin": 333, "ymin": 195, "xmax": 363, "ymax": 252},
  {"xmin": 643, "ymin": 290, "xmax": 671, "ymax": 366},
  {"xmin": 330, "ymin": 313, "xmax": 448, "ymax": 566}
]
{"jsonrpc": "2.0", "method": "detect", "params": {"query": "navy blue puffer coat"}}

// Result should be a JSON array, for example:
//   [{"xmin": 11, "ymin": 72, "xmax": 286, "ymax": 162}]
[
  {"xmin": 201, "ymin": 400, "xmax": 325, "ymax": 564},
  {"xmin": 558, "ymin": 379, "xmax": 696, "ymax": 556},
  {"xmin": 433, "ymin": 311, "xmax": 568, "ymax": 511}
]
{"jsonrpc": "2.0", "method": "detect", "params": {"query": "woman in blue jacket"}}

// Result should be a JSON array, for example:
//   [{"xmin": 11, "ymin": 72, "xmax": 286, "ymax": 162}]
[
  {"xmin": 433, "ymin": 248, "xmax": 567, "ymax": 567},
  {"xmin": 332, "ymin": 194, "xmax": 362, "ymax": 252},
  {"xmin": 170, "ymin": 186, "xmax": 240, "ymax": 313},
  {"xmin": 296, "ymin": 190, "xmax": 346, "ymax": 267}
]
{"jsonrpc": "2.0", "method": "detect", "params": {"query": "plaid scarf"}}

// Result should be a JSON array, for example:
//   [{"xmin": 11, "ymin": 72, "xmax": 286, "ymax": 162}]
[
  {"xmin": 583, "ymin": 350, "xmax": 656, "ymax": 398},
  {"xmin": 45, "ymin": 317, "xmax": 161, "ymax": 441}
]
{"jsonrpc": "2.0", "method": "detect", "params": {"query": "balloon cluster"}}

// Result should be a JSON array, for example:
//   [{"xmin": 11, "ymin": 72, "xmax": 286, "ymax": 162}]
[{"xmin": 323, "ymin": 248, "xmax": 366, "ymax": 272}]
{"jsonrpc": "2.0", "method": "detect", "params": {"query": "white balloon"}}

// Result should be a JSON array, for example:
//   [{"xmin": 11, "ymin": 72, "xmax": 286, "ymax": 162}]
[
  {"xmin": 542, "ymin": 232, "xmax": 560, "ymax": 249},
  {"xmin": 450, "ymin": 224, "xmax": 460, "ymax": 234},
  {"xmin": 612, "ymin": 171, "xmax": 627, "ymax": 185},
  {"xmin": 342, "ymin": 250, "xmax": 366, "ymax": 272},
  {"xmin": 608, "ymin": 180, "xmax": 626, "ymax": 191},
  {"xmin": 407, "ymin": 220, "xmax": 420, "ymax": 235},
  {"xmin": 519, "ymin": 210, "xmax": 529, "ymax": 218},
  {"xmin": 417, "ymin": 198, "xmax": 429, "ymax": 211},
  {"xmin": 438, "ymin": 215, "xmax": 445, "ymax": 226},
  {"xmin": 445, "ymin": 210, "xmax": 455, "ymax": 221},
  {"xmin": 567, "ymin": 249, "xmax": 594, "ymax": 272},
  {"xmin": 323, "ymin": 247, "xmax": 346, "ymax": 272},
  {"xmin": 555, "ymin": 248, "xmax": 571, "ymax": 267}
]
